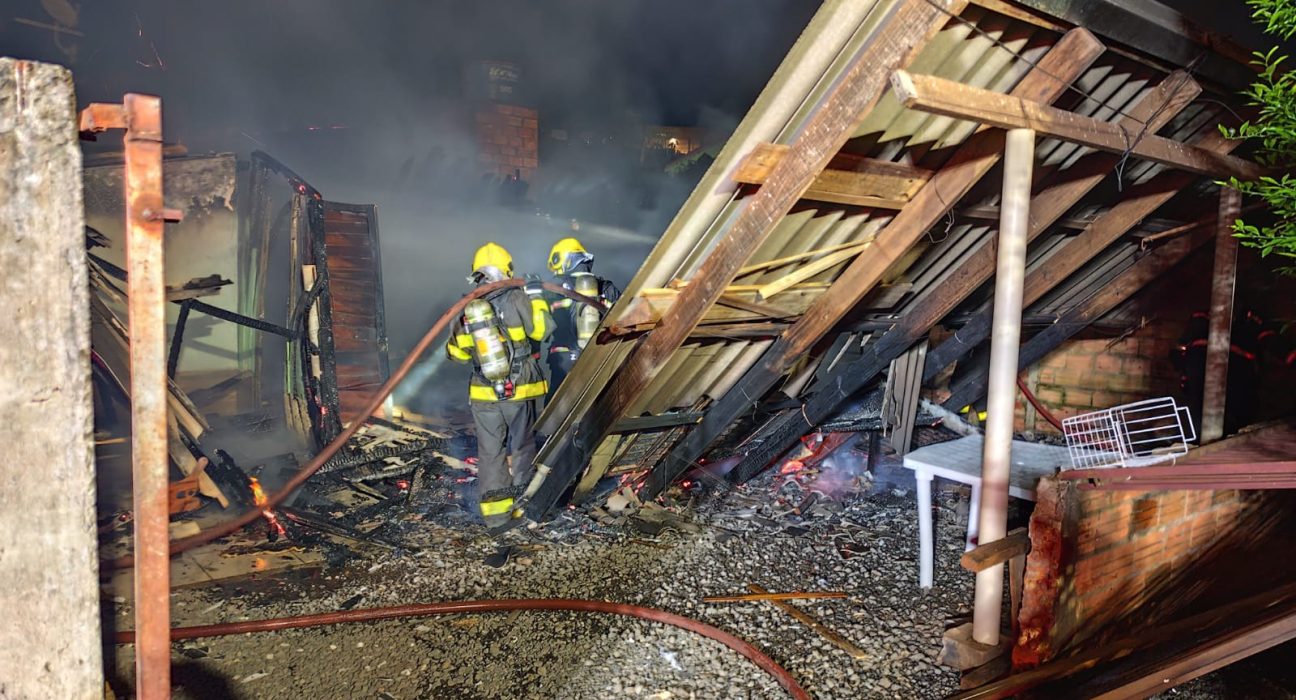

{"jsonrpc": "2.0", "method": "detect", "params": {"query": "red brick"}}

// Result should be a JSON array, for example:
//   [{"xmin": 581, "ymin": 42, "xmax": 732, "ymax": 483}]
[
  {"xmin": 1132, "ymin": 497, "xmax": 1159, "ymax": 532},
  {"xmin": 1094, "ymin": 354, "xmax": 1123, "ymax": 373},
  {"xmin": 1157, "ymin": 492, "xmax": 1188, "ymax": 524},
  {"xmin": 1065, "ymin": 353, "xmax": 1096, "ymax": 371}
]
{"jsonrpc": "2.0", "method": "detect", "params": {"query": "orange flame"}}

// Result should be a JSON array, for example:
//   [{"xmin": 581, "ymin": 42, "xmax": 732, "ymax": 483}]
[{"xmin": 249, "ymin": 477, "xmax": 268, "ymax": 507}]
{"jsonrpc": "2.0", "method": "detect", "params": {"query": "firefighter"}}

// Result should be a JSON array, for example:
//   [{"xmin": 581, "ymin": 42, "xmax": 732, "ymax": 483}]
[
  {"xmin": 544, "ymin": 236, "xmax": 621, "ymax": 399},
  {"xmin": 446, "ymin": 242, "xmax": 552, "ymax": 544}
]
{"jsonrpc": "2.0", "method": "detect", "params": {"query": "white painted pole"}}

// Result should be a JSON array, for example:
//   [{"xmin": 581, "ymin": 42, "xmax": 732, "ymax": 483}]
[{"xmin": 972, "ymin": 128, "xmax": 1035, "ymax": 646}]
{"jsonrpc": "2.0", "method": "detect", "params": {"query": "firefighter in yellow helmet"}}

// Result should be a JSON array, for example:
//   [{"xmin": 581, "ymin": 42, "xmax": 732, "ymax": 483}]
[
  {"xmin": 446, "ymin": 242, "xmax": 552, "ymax": 548},
  {"xmin": 545, "ymin": 236, "xmax": 620, "ymax": 400}
]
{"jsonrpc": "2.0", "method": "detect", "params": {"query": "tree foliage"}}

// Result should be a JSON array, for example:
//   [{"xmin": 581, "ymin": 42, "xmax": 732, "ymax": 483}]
[{"xmin": 1222, "ymin": 0, "xmax": 1296, "ymax": 266}]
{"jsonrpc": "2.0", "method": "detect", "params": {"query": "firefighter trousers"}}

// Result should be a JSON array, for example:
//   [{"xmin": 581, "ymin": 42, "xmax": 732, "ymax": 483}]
[{"xmin": 471, "ymin": 398, "xmax": 539, "ymax": 529}]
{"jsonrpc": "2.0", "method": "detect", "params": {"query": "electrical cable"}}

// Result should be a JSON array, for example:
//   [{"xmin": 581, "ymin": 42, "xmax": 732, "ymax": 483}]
[
  {"xmin": 113, "ymin": 598, "xmax": 811, "ymax": 700},
  {"xmin": 103, "ymin": 278, "xmax": 603, "ymax": 570}
]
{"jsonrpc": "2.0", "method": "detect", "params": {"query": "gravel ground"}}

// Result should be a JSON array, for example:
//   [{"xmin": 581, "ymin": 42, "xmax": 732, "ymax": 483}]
[
  {"xmin": 106, "ymin": 434, "xmax": 1281, "ymax": 700},
  {"xmin": 108, "ymin": 474, "xmax": 983, "ymax": 699}
]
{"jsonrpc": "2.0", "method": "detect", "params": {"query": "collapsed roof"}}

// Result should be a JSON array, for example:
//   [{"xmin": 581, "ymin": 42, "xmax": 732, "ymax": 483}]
[{"xmin": 526, "ymin": 0, "xmax": 1261, "ymax": 519}]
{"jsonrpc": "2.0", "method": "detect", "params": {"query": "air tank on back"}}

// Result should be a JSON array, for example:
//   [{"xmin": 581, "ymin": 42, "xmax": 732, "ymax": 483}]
[{"xmin": 573, "ymin": 273, "xmax": 601, "ymax": 349}]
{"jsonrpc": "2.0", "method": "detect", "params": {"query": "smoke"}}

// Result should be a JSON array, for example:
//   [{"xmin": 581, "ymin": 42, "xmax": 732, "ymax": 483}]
[{"xmin": 7, "ymin": 0, "xmax": 816, "ymax": 416}]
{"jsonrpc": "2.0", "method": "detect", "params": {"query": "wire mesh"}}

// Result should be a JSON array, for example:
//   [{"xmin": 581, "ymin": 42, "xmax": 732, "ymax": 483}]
[{"xmin": 1062, "ymin": 397, "xmax": 1196, "ymax": 469}]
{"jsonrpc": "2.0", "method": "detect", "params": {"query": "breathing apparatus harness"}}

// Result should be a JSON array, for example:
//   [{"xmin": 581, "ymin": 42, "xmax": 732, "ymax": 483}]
[{"xmin": 462, "ymin": 288, "xmax": 530, "ymax": 400}]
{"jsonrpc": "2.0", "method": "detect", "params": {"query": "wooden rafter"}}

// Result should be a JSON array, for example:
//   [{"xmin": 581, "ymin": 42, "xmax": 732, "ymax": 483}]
[
  {"xmin": 734, "ymin": 143, "xmax": 934, "ymax": 209},
  {"xmin": 941, "ymin": 225, "xmax": 1216, "ymax": 411},
  {"xmin": 720, "ymin": 63, "xmax": 1203, "ymax": 486},
  {"xmin": 923, "ymin": 129, "xmax": 1241, "ymax": 384},
  {"xmin": 640, "ymin": 28, "xmax": 1107, "ymax": 497},
  {"xmin": 892, "ymin": 70, "xmax": 1264, "ymax": 180},
  {"xmin": 524, "ymin": 0, "xmax": 970, "ymax": 519}
]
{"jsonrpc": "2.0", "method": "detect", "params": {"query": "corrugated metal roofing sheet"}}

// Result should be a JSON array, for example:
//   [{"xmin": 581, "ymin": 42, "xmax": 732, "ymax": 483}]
[{"xmin": 535, "ymin": 0, "xmax": 1249, "ymax": 494}]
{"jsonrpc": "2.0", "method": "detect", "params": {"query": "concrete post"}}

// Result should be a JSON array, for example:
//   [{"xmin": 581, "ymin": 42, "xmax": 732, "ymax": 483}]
[
  {"xmin": 972, "ymin": 128, "xmax": 1035, "ymax": 646},
  {"xmin": 0, "ymin": 58, "xmax": 102, "ymax": 698}
]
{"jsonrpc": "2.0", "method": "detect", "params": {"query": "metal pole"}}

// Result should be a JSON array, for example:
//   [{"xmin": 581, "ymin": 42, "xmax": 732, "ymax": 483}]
[
  {"xmin": 972, "ymin": 128, "xmax": 1035, "ymax": 646},
  {"xmin": 1201, "ymin": 187, "xmax": 1241, "ymax": 443},
  {"xmin": 124, "ymin": 93, "xmax": 171, "ymax": 699}
]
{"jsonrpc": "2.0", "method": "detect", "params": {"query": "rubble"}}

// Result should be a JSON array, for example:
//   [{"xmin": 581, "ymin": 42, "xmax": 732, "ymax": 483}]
[{"xmin": 105, "ymin": 423, "xmax": 986, "ymax": 698}]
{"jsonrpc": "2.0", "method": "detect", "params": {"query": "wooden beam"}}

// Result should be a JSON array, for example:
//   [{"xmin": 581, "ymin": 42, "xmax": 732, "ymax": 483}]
[
  {"xmin": 734, "ymin": 143, "xmax": 933, "ymax": 209},
  {"xmin": 960, "ymin": 527, "xmax": 1029, "ymax": 572},
  {"xmin": 892, "ymin": 70, "xmax": 1262, "ymax": 180},
  {"xmin": 756, "ymin": 240, "xmax": 872, "ymax": 299},
  {"xmin": 716, "ymin": 293, "xmax": 798, "ymax": 320},
  {"xmin": 524, "ymin": 0, "xmax": 969, "ymax": 519},
  {"xmin": 642, "ymin": 28, "xmax": 1106, "ymax": 496},
  {"xmin": 923, "ymin": 129, "xmax": 1240, "ymax": 385},
  {"xmin": 748, "ymin": 584, "xmax": 869, "ymax": 660},
  {"xmin": 724, "ymin": 54, "xmax": 1210, "ymax": 486},
  {"xmin": 737, "ymin": 239, "xmax": 871, "ymax": 276},
  {"xmin": 946, "ymin": 583, "xmax": 1296, "ymax": 700},
  {"xmin": 613, "ymin": 286, "xmax": 827, "ymax": 332},
  {"xmin": 611, "ymin": 412, "xmax": 705, "ymax": 433},
  {"xmin": 941, "ymin": 226, "xmax": 1215, "ymax": 411},
  {"xmin": 1201, "ymin": 187, "xmax": 1242, "ymax": 443}
]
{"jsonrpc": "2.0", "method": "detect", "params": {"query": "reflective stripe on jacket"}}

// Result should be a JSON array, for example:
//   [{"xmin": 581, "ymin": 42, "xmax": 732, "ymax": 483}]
[{"xmin": 445, "ymin": 286, "xmax": 553, "ymax": 402}]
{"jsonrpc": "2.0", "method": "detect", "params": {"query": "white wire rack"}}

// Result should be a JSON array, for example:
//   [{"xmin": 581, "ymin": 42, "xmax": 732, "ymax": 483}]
[{"xmin": 1061, "ymin": 397, "xmax": 1196, "ymax": 469}]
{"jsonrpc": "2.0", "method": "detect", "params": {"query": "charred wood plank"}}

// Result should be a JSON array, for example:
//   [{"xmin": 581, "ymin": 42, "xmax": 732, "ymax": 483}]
[
  {"xmin": 941, "ymin": 226, "xmax": 1215, "ymax": 411},
  {"xmin": 922, "ymin": 130, "xmax": 1241, "ymax": 386}
]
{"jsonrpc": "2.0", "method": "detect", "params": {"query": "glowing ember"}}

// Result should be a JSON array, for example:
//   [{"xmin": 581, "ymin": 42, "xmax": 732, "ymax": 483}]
[
  {"xmin": 248, "ymin": 477, "xmax": 286, "ymax": 542},
  {"xmin": 395, "ymin": 479, "xmax": 410, "ymax": 490},
  {"xmin": 779, "ymin": 459, "xmax": 806, "ymax": 475}
]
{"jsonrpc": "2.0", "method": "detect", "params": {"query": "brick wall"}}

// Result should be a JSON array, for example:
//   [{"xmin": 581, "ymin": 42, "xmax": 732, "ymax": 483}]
[
  {"xmin": 1014, "ymin": 319, "xmax": 1183, "ymax": 434},
  {"xmin": 473, "ymin": 102, "xmax": 539, "ymax": 180},
  {"xmin": 1014, "ymin": 478, "xmax": 1292, "ymax": 669}
]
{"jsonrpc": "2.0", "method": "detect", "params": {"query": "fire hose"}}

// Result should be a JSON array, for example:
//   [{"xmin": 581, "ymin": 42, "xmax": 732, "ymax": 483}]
[
  {"xmin": 1016, "ymin": 376, "xmax": 1065, "ymax": 431},
  {"xmin": 104, "ymin": 279, "xmax": 600, "ymax": 570},
  {"xmin": 106, "ymin": 280, "xmax": 811, "ymax": 696},
  {"xmin": 114, "ymin": 599, "xmax": 811, "ymax": 700}
]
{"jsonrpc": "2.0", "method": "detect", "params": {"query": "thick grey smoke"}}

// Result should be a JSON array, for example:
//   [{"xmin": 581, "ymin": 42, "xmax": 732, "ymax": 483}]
[{"xmin": 6, "ymin": 0, "xmax": 816, "ymax": 414}]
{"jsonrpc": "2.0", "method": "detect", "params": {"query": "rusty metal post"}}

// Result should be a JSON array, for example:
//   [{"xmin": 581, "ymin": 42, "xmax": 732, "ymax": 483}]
[
  {"xmin": 124, "ymin": 93, "xmax": 171, "ymax": 700},
  {"xmin": 972, "ymin": 128, "xmax": 1036, "ymax": 646},
  {"xmin": 83, "ymin": 94, "xmax": 172, "ymax": 698},
  {"xmin": 1201, "ymin": 187, "xmax": 1241, "ymax": 443}
]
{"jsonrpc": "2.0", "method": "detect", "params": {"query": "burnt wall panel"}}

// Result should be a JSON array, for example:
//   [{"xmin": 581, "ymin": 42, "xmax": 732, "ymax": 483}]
[{"xmin": 316, "ymin": 202, "xmax": 390, "ymax": 430}]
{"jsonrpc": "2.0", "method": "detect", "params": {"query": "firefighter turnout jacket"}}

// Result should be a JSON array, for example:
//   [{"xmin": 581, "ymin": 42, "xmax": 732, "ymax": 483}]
[
  {"xmin": 446, "ymin": 287, "xmax": 553, "ymax": 401},
  {"xmin": 549, "ymin": 272, "xmax": 621, "ymax": 354}
]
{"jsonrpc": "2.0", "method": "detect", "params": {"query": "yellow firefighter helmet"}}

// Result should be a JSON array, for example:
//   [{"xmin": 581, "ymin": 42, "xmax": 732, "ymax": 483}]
[
  {"xmin": 470, "ymin": 242, "xmax": 513, "ymax": 282},
  {"xmin": 548, "ymin": 237, "xmax": 593, "ymax": 275}
]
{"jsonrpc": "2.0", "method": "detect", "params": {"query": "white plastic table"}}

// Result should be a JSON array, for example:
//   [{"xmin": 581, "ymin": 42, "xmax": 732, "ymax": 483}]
[{"xmin": 902, "ymin": 435, "xmax": 1071, "ymax": 588}]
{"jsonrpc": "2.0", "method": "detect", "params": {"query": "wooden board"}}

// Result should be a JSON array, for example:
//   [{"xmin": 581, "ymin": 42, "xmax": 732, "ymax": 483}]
[
  {"xmin": 892, "ymin": 70, "xmax": 1262, "ymax": 180},
  {"xmin": 735, "ymin": 143, "xmax": 933, "ymax": 209},
  {"xmin": 313, "ymin": 202, "xmax": 390, "ymax": 431}
]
